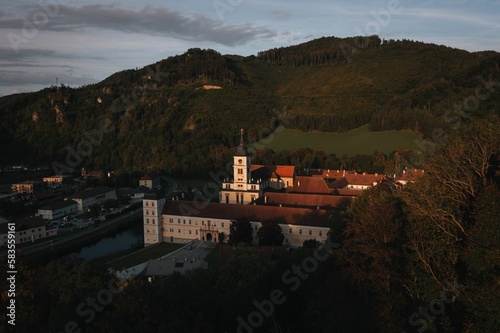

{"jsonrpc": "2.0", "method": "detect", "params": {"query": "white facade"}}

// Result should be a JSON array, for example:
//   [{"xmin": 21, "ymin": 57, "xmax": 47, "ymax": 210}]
[
  {"xmin": 161, "ymin": 214, "xmax": 329, "ymax": 248},
  {"xmin": 69, "ymin": 188, "xmax": 117, "ymax": 212},
  {"xmin": 219, "ymin": 136, "xmax": 264, "ymax": 204},
  {"xmin": 38, "ymin": 200, "xmax": 77, "ymax": 220},
  {"xmin": 143, "ymin": 193, "xmax": 166, "ymax": 246},
  {"xmin": 0, "ymin": 218, "xmax": 47, "ymax": 247}
]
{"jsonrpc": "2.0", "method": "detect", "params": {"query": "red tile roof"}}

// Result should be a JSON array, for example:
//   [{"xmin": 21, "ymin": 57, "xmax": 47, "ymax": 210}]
[
  {"xmin": 343, "ymin": 173, "xmax": 386, "ymax": 186},
  {"xmin": 269, "ymin": 165, "xmax": 295, "ymax": 178},
  {"xmin": 163, "ymin": 200, "xmax": 338, "ymax": 227},
  {"xmin": 264, "ymin": 192, "xmax": 353, "ymax": 210},
  {"xmin": 335, "ymin": 189, "xmax": 363, "ymax": 196},
  {"xmin": 289, "ymin": 176, "xmax": 334, "ymax": 194},
  {"xmin": 397, "ymin": 169, "xmax": 425, "ymax": 182}
]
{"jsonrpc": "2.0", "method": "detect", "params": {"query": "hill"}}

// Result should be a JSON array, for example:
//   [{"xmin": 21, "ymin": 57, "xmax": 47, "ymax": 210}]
[{"xmin": 0, "ymin": 36, "xmax": 499, "ymax": 176}]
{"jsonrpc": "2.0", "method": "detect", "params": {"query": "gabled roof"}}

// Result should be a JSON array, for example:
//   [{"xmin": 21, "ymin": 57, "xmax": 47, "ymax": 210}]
[
  {"xmin": 141, "ymin": 172, "xmax": 160, "ymax": 181},
  {"xmin": 396, "ymin": 169, "xmax": 425, "ymax": 182},
  {"xmin": 69, "ymin": 187, "xmax": 115, "ymax": 200},
  {"xmin": 289, "ymin": 176, "xmax": 334, "ymax": 194},
  {"xmin": 163, "ymin": 200, "xmax": 338, "ymax": 227},
  {"xmin": 263, "ymin": 192, "xmax": 353, "ymax": 210},
  {"xmin": 269, "ymin": 165, "xmax": 295, "ymax": 178},
  {"xmin": 39, "ymin": 199, "xmax": 77, "ymax": 211},
  {"xmin": 343, "ymin": 173, "xmax": 386, "ymax": 186},
  {"xmin": 335, "ymin": 189, "xmax": 363, "ymax": 196},
  {"xmin": 0, "ymin": 216, "xmax": 45, "ymax": 234}
]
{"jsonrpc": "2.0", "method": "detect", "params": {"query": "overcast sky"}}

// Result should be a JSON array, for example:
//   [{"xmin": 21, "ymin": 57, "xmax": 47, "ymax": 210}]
[{"xmin": 1, "ymin": 0, "xmax": 499, "ymax": 96}]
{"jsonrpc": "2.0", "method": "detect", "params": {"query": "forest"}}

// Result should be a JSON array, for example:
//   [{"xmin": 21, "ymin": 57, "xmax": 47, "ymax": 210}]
[
  {"xmin": 0, "ymin": 36, "xmax": 499, "ymax": 178},
  {"xmin": 0, "ymin": 116, "xmax": 498, "ymax": 333}
]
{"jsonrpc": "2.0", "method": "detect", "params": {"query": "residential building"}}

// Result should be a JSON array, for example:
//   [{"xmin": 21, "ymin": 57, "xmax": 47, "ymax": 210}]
[
  {"xmin": 11, "ymin": 181, "xmax": 45, "ymax": 194},
  {"xmin": 42, "ymin": 175, "xmax": 73, "ymax": 187},
  {"xmin": 140, "ymin": 172, "xmax": 161, "ymax": 190},
  {"xmin": 0, "ymin": 216, "xmax": 47, "ymax": 246},
  {"xmin": 396, "ymin": 169, "xmax": 425, "ymax": 186},
  {"xmin": 37, "ymin": 200, "xmax": 78, "ymax": 220},
  {"xmin": 68, "ymin": 187, "xmax": 117, "ymax": 212}
]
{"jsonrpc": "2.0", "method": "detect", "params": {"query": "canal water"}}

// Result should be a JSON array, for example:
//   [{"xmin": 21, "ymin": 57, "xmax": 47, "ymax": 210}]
[{"xmin": 71, "ymin": 222, "xmax": 144, "ymax": 261}]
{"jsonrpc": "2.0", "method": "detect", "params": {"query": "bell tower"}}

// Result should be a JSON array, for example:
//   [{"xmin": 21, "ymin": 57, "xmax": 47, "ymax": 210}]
[
  {"xmin": 220, "ymin": 128, "xmax": 262, "ymax": 204},
  {"xmin": 234, "ymin": 128, "xmax": 251, "ymax": 186}
]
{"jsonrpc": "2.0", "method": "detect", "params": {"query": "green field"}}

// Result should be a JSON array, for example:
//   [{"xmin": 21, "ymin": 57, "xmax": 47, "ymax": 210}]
[{"xmin": 255, "ymin": 125, "xmax": 421, "ymax": 156}]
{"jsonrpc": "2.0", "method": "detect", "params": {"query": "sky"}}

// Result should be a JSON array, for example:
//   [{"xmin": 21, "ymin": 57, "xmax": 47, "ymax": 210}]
[{"xmin": 0, "ymin": 0, "xmax": 499, "ymax": 96}]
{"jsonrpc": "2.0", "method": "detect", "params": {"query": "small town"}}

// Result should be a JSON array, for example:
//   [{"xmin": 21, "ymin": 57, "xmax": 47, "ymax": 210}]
[{"xmin": 1, "ymin": 1, "xmax": 499, "ymax": 332}]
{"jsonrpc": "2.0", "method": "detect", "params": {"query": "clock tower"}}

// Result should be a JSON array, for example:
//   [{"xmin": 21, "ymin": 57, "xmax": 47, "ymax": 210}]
[
  {"xmin": 220, "ymin": 128, "xmax": 263, "ymax": 204},
  {"xmin": 234, "ymin": 128, "xmax": 251, "ymax": 186}
]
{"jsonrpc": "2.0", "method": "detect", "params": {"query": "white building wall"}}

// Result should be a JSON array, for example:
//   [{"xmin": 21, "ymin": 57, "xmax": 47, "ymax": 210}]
[
  {"xmin": 143, "ymin": 196, "xmax": 166, "ymax": 246},
  {"xmin": 160, "ymin": 214, "xmax": 329, "ymax": 248}
]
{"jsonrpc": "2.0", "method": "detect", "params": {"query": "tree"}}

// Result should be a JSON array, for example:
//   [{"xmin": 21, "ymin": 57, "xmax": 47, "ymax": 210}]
[
  {"xmin": 257, "ymin": 217, "xmax": 285, "ymax": 246},
  {"xmin": 303, "ymin": 239, "xmax": 319, "ymax": 248},
  {"xmin": 462, "ymin": 183, "xmax": 500, "ymax": 333},
  {"xmin": 228, "ymin": 218, "xmax": 253, "ymax": 245},
  {"xmin": 339, "ymin": 186, "xmax": 407, "ymax": 332},
  {"xmin": 399, "ymin": 117, "xmax": 500, "ymax": 298},
  {"xmin": 219, "ymin": 249, "xmax": 266, "ymax": 293}
]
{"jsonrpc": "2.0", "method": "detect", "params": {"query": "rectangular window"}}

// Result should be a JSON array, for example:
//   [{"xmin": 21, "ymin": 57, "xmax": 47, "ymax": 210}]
[
  {"xmin": 152, "ymin": 202, "xmax": 154, "ymax": 207},
  {"xmin": 221, "ymin": 222, "xmax": 224, "ymax": 228},
  {"xmin": 146, "ymin": 202, "xmax": 149, "ymax": 206},
  {"xmin": 195, "ymin": 230, "xmax": 198, "ymax": 235},
  {"xmin": 319, "ymin": 231, "xmax": 323, "ymax": 237},
  {"xmin": 189, "ymin": 230, "xmax": 192, "ymax": 235},
  {"xmin": 238, "ymin": 168, "xmax": 243, "ymax": 174},
  {"xmin": 189, "ymin": 220, "xmax": 191, "ymax": 224},
  {"xmin": 308, "ymin": 230, "xmax": 312, "ymax": 236},
  {"xmin": 183, "ymin": 219, "xmax": 186, "ymax": 224},
  {"xmin": 169, "ymin": 218, "xmax": 173, "ymax": 223},
  {"xmin": 178, "ymin": 229, "xmax": 181, "ymax": 233},
  {"xmin": 299, "ymin": 229, "xmax": 302, "ymax": 235},
  {"xmin": 289, "ymin": 229, "xmax": 292, "ymax": 234},
  {"xmin": 146, "ymin": 218, "xmax": 149, "ymax": 223},
  {"xmin": 178, "ymin": 219, "xmax": 180, "ymax": 223},
  {"xmin": 202, "ymin": 221, "xmax": 205, "ymax": 225}
]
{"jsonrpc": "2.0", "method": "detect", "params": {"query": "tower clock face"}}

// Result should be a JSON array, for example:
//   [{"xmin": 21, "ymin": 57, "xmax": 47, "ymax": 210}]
[{"xmin": 238, "ymin": 159, "xmax": 243, "ymax": 164}]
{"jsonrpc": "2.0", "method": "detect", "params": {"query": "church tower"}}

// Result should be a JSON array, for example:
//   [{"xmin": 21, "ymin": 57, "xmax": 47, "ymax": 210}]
[
  {"xmin": 233, "ymin": 128, "xmax": 251, "ymax": 186},
  {"xmin": 220, "ymin": 129, "xmax": 263, "ymax": 204}
]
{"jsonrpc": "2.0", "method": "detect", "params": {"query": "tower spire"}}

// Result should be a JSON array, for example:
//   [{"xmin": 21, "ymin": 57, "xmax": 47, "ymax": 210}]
[{"xmin": 235, "ymin": 128, "xmax": 248, "ymax": 156}]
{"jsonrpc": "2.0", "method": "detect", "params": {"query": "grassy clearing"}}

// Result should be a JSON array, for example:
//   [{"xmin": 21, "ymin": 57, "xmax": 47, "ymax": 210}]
[
  {"xmin": 109, "ymin": 242, "xmax": 183, "ymax": 270},
  {"xmin": 256, "ymin": 125, "xmax": 421, "ymax": 156}
]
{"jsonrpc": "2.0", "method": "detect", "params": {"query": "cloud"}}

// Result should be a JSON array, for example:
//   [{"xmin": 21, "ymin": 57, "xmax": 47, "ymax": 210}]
[
  {"xmin": 402, "ymin": 8, "xmax": 500, "ymax": 30},
  {"xmin": 270, "ymin": 10, "xmax": 292, "ymax": 20},
  {"xmin": 0, "ymin": 69, "xmax": 95, "ymax": 86},
  {"xmin": 0, "ymin": 4, "xmax": 277, "ymax": 46},
  {"xmin": 0, "ymin": 47, "xmax": 105, "ymax": 66}
]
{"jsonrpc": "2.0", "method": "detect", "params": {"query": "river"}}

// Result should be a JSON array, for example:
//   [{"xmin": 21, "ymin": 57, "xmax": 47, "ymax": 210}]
[{"xmin": 71, "ymin": 222, "xmax": 144, "ymax": 261}]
